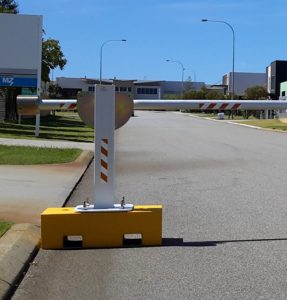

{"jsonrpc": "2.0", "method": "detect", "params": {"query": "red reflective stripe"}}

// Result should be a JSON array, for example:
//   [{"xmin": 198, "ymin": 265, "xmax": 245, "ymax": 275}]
[
  {"xmin": 69, "ymin": 103, "xmax": 77, "ymax": 109},
  {"xmin": 219, "ymin": 103, "xmax": 229, "ymax": 110},
  {"xmin": 101, "ymin": 147, "xmax": 108, "ymax": 157},
  {"xmin": 207, "ymin": 103, "xmax": 217, "ymax": 109},
  {"xmin": 100, "ymin": 173, "xmax": 108, "ymax": 182},
  {"xmin": 101, "ymin": 160, "xmax": 108, "ymax": 170},
  {"xmin": 231, "ymin": 103, "xmax": 241, "ymax": 110},
  {"xmin": 102, "ymin": 139, "xmax": 108, "ymax": 144}
]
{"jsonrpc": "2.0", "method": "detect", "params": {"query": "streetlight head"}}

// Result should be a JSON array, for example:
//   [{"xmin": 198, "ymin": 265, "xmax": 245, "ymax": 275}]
[
  {"xmin": 121, "ymin": 39, "xmax": 127, "ymax": 42},
  {"xmin": 166, "ymin": 59, "xmax": 170, "ymax": 62},
  {"xmin": 201, "ymin": 19, "xmax": 208, "ymax": 22}
]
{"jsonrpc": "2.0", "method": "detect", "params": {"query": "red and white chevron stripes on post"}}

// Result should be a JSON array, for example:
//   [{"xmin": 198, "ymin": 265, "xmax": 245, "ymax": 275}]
[{"xmin": 100, "ymin": 139, "xmax": 109, "ymax": 183}]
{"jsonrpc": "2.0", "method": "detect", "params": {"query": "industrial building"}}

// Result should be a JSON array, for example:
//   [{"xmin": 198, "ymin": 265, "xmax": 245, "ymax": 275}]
[
  {"xmin": 279, "ymin": 81, "xmax": 287, "ymax": 100},
  {"xmin": 56, "ymin": 77, "xmax": 205, "ymax": 100},
  {"xmin": 266, "ymin": 60, "xmax": 287, "ymax": 100},
  {"xmin": 222, "ymin": 72, "xmax": 266, "ymax": 98}
]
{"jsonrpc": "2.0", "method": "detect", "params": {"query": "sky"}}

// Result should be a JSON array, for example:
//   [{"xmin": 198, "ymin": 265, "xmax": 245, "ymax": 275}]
[{"xmin": 19, "ymin": 0, "xmax": 287, "ymax": 85}]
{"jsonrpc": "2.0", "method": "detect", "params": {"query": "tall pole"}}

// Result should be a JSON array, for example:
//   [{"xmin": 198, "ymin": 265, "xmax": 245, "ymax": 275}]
[
  {"xmin": 166, "ymin": 59, "xmax": 185, "ymax": 99},
  {"xmin": 99, "ymin": 39, "xmax": 127, "ymax": 84},
  {"xmin": 202, "ymin": 19, "xmax": 235, "ymax": 100}
]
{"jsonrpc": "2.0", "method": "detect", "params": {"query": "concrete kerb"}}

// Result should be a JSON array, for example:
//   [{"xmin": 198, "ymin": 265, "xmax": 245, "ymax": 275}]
[
  {"xmin": 61, "ymin": 150, "xmax": 94, "ymax": 207},
  {"xmin": 0, "ymin": 149, "xmax": 94, "ymax": 299},
  {"xmin": 73, "ymin": 149, "xmax": 94, "ymax": 165},
  {"xmin": 0, "ymin": 224, "xmax": 40, "ymax": 300}
]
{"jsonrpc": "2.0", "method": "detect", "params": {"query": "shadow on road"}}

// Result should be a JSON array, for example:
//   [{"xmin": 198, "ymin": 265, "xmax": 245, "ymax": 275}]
[{"xmin": 162, "ymin": 237, "xmax": 287, "ymax": 247}]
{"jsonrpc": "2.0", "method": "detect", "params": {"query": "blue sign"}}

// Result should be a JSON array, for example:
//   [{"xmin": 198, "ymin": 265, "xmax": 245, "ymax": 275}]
[{"xmin": 0, "ymin": 75, "xmax": 37, "ymax": 87}]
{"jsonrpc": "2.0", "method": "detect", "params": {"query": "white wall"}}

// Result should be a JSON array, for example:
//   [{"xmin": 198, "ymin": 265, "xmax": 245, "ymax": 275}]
[{"xmin": 0, "ymin": 14, "xmax": 42, "ymax": 74}]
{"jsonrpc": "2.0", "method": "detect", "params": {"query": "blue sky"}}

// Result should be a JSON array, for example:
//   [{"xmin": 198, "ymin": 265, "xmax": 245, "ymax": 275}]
[{"xmin": 20, "ymin": 0, "xmax": 287, "ymax": 84}]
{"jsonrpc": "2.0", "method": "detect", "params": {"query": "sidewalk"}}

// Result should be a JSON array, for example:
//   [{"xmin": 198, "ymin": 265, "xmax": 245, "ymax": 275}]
[
  {"xmin": 0, "ymin": 138, "xmax": 94, "ymax": 224},
  {"xmin": 0, "ymin": 138, "xmax": 94, "ymax": 299}
]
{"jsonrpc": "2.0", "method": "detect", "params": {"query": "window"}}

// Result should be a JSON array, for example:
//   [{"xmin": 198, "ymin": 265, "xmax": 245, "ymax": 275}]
[
  {"xmin": 120, "ymin": 87, "xmax": 127, "ymax": 92},
  {"xmin": 88, "ymin": 86, "xmax": 95, "ymax": 92},
  {"xmin": 115, "ymin": 87, "xmax": 119, "ymax": 92},
  {"xmin": 127, "ymin": 87, "xmax": 132, "ymax": 92},
  {"xmin": 282, "ymin": 91, "xmax": 286, "ymax": 96},
  {"xmin": 137, "ymin": 87, "xmax": 158, "ymax": 95}
]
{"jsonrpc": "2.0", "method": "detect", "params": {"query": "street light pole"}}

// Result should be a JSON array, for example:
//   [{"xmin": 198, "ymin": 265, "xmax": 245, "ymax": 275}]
[
  {"xmin": 202, "ymin": 19, "xmax": 235, "ymax": 100},
  {"xmin": 99, "ymin": 39, "xmax": 127, "ymax": 84},
  {"xmin": 166, "ymin": 59, "xmax": 186, "ymax": 99}
]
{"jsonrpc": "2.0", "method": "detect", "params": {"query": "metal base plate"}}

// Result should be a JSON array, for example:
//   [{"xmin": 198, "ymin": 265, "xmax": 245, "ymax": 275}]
[{"xmin": 75, "ymin": 203, "xmax": 134, "ymax": 213}]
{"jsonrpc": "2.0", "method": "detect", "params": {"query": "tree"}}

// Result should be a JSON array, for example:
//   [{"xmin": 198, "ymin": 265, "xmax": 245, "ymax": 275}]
[
  {"xmin": 183, "ymin": 86, "xmax": 226, "ymax": 100},
  {"xmin": 48, "ymin": 83, "xmax": 63, "ymax": 98},
  {"xmin": 0, "ymin": 0, "xmax": 18, "ymax": 13},
  {"xmin": 184, "ymin": 76, "xmax": 193, "ymax": 92},
  {"xmin": 245, "ymin": 85, "xmax": 267, "ymax": 100},
  {"xmin": 42, "ymin": 38, "xmax": 67, "ymax": 82}
]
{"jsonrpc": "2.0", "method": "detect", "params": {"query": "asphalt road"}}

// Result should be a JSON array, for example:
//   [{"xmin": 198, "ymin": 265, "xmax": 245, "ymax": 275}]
[{"xmin": 13, "ymin": 111, "xmax": 287, "ymax": 299}]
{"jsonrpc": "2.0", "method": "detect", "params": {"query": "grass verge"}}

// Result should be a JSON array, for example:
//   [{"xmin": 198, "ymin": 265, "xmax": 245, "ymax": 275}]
[
  {"xmin": 0, "ymin": 145, "xmax": 82, "ymax": 165},
  {"xmin": 187, "ymin": 112, "xmax": 257, "ymax": 120},
  {"xmin": 0, "ymin": 112, "xmax": 94, "ymax": 142},
  {"xmin": 190, "ymin": 112, "xmax": 287, "ymax": 130},
  {"xmin": 237, "ymin": 119, "xmax": 287, "ymax": 131},
  {"xmin": 0, "ymin": 221, "xmax": 12, "ymax": 237}
]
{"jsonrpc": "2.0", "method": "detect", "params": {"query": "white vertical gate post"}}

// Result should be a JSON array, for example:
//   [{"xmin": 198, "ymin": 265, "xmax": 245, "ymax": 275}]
[
  {"xmin": 94, "ymin": 84, "xmax": 115, "ymax": 209},
  {"xmin": 75, "ymin": 84, "xmax": 133, "ymax": 212}
]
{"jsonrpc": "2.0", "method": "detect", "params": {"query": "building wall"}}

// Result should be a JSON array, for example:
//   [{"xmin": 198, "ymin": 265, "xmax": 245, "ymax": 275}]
[
  {"xmin": 161, "ymin": 81, "xmax": 205, "ymax": 96},
  {"xmin": 223, "ymin": 72, "xmax": 266, "ymax": 96},
  {"xmin": 57, "ymin": 77, "xmax": 87, "ymax": 90},
  {"xmin": 56, "ymin": 77, "xmax": 206, "ymax": 100},
  {"xmin": 279, "ymin": 81, "xmax": 287, "ymax": 100},
  {"xmin": 266, "ymin": 61, "xmax": 287, "ymax": 100},
  {"xmin": 134, "ymin": 86, "xmax": 160, "ymax": 99},
  {"xmin": 57, "ymin": 77, "xmax": 98, "ymax": 98}
]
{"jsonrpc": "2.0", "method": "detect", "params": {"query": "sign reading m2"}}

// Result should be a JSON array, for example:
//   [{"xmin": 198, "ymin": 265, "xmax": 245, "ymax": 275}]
[
  {"xmin": 0, "ymin": 76, "xmax": 37, "ymax": 87},
  {"xmin": 1, "ymin": 77, "xmax": 14, "ymax": 86}
]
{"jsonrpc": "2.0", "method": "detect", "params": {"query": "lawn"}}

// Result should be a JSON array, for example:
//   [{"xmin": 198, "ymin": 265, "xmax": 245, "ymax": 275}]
[
  {"xmin": 0, "ymin": 145, "xmax": 82, "ymax": 164},
  {"xmin": 0, "ymin": 221, "xmax": 12, "ymax": 237},
  {"xmin": 190, "ymin": 112, "xmax": 287, "ymax": 130},
  {"xmin": 188, "ymin": 112, "xmax": 257, "ymax": 120},
  {"xmin": 237, "ymin": 119, "xmax": 287, "ymax": 131},
  {"xmin": 0, "ymin": 112, "xmax": 94, "ymax": 142}
]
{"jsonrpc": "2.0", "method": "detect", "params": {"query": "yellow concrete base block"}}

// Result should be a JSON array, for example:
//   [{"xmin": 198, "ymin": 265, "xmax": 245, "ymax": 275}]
[{"xmin": 41, "ymin": 205, "xmax": 162, "ymax": 249}]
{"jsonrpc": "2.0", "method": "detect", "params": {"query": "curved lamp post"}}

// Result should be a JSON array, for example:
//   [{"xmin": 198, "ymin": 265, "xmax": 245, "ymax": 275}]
[
  {"xmin": 99, "ymin": 39, "xmax": 127, "ymax": 84},
  {"xmin": 202, "ymin": 19, "xmax": 235, "ymax": 100},
  {"xmin": 166, "ymin": 59, "xmax": 186, "ymax": 99}
]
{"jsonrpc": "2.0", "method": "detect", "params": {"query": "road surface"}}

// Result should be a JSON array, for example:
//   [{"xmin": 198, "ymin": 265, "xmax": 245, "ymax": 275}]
[{"xmin": 13, "ymin": 111, "xmax": 287, "ymax": 299}]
